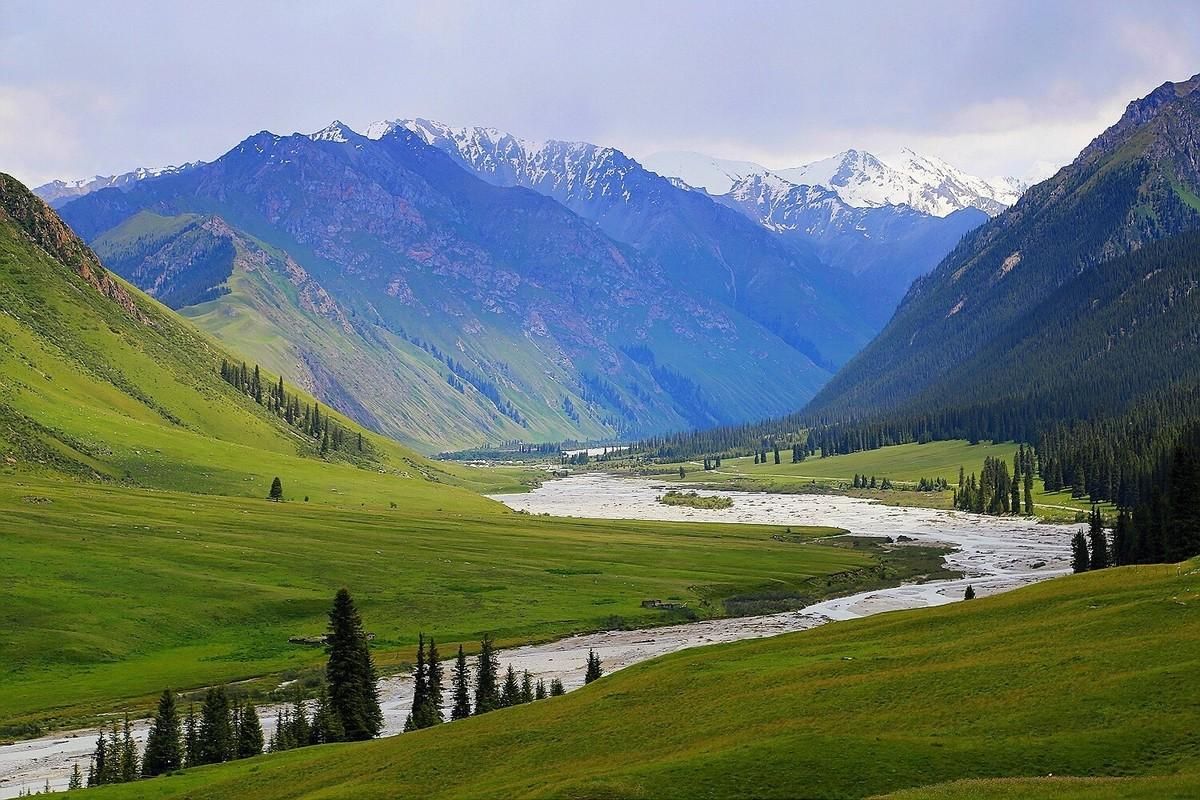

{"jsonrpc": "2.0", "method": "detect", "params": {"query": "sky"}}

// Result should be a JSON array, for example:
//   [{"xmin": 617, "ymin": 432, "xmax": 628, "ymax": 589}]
[{"xmin": 3, "ymin": 1, "xmax": 1200, "ymax": 187}]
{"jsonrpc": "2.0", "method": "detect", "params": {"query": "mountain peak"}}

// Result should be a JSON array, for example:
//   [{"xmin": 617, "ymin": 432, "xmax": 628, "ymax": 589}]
[{"xmin": 308, "ymin": 120, "xmax": 357, "ymax": 143}]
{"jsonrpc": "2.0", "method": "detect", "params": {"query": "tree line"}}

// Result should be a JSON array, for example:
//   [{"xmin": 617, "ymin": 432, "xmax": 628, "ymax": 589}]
[
  {"xmin": 953, "ymin": 447, "xmax": 1035, "ymax": 516},
  {"xmin": 218, "ymin": 359, "xmax": 365, "ymax": 456}
]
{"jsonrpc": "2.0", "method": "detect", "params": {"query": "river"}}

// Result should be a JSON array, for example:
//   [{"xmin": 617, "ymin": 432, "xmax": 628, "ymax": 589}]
[{"xmin": 0, "ymin": 474, "xmax": 1079, "ymax": 796}]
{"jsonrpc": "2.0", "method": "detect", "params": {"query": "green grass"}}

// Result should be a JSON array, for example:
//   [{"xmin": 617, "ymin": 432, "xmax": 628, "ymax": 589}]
[
  {"xmin": 74, "ymin": 560, "xmax": 1200, "ymax": 799},
  {"xmin": 644, "ymin": 441, "xmax": 1110, "ymax": 522},
  {"xmin": 0, "ymin": 477, "xmax": 874, "ymax": 734},
  {"xmin": 658, "ymin": 489, "xmax": 733, "ymax": 509}
]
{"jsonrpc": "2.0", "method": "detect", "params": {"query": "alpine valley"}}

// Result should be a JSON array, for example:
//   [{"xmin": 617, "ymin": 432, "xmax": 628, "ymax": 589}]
[{"xmin": 40, "ymin": 121, "xmax": 1015, "ymax": 451}]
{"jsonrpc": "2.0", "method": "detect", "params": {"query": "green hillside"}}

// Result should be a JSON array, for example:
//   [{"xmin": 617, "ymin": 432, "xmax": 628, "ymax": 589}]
[
  {"xmin": 77, "ymin": 559, "xmax": 1200, "ymax": 799},
  {"xmin": 0, "ymin": 173, "xmax": 490, "ymax": 509}
]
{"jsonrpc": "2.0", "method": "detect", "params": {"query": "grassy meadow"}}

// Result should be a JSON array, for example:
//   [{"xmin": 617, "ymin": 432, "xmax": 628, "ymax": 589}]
[
  {"xmin": 0, "ymin": 476, "xmax": 871, "ymax": 735},
  {"xmin": 637, "ymin": 440, "xmax": 1109, "ymax": 522},
  {"xmin": 70, "ymin": 559, "xmax": 1200, "ymax": 799}
]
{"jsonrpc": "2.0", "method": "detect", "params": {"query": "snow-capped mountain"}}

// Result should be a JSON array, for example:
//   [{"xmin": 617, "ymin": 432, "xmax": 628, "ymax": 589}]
[
  {"xmin": 644, "ymin": 147, "xmax": 1025, "ymax": 218},
  {"xmin": 639, "ymin": 151, "xmax": 770, "ymax": 195},
  {"xmin": 33, "ymin": 162, "xmax": 203, "ymax": 208}
]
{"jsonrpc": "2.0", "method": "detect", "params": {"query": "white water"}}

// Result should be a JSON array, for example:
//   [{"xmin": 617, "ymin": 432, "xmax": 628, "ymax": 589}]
[{"xmin": 0, "ymin": 475, "xmax": 1079, "ymax": 796}]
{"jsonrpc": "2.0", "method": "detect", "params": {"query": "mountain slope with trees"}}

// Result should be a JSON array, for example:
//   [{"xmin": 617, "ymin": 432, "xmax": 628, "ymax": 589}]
[
  {"xmin": 57, "ymin": 123, "xmax": 838, "ymax": 450},
  {"xmin": 807, "ymin": 72, "xmax": 1200, "ymax": 419}
]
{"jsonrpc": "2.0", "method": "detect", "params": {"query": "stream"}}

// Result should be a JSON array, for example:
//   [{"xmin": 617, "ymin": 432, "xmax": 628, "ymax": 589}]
[{"xmin": 0, "ymin": 474, "xmax": 1080, "ymax": 796}]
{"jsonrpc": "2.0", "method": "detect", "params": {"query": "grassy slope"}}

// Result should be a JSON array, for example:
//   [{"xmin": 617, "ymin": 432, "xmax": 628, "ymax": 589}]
[
  {"xmin": 0, "ymin": 185, "xmax": 876, "ymax": 732},
  {"xmin": 1, "ymin": 477, "xmax": 866, "ymax": 731},
  {"xmin": 81, "ymin": 560, "xmax": 1200, "ymax": 799},
  {"xmin": 645, "ymin": 440, "xmax": 1105, "ymax": 521}
]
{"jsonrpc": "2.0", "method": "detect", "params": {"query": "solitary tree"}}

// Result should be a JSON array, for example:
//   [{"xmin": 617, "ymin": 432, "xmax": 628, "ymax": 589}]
[
  {"xmin": 1071, "ymin": 531, "xmax": 1090, "ymax": 574},
  {"xmin": 963, "ymin": 585, "xmax": 976, "ymax": 600},
  {"xmin": 325, "ymin": 589, "xmax": 383, "ymax": 740},
  {"xmin": 451, "ymin": 645, "xmax": 472, "ymax": 720},
  {"xmin": 142, "ymin": 689, "xmax": 182, "ymax": 776},
  {"xmin": 68, "ymin": 763, "xmax": 83, "ymax": 790},
  {"xmin": 584, "ymin": 649, "xmax": 603, "ymax": 684},
  {"xmin": 269, "ymin": 477, "xmax": 283, "ymax": 501}
]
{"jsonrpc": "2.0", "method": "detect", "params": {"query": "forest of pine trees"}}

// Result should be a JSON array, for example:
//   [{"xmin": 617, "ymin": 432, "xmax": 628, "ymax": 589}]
[{"xmin": 218, "ymin": 359, "xmax": 366, "ymax": 458}]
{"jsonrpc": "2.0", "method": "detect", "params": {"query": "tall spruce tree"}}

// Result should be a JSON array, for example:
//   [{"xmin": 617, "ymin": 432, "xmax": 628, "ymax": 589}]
[
  {"xmin": 197, "ymin": 686, "xmax": 234, "ymax": 765},
  {"xmin": 406, "ymin": 634, "xmax": 429, "ymax": 731},
  {"xmin": 520, "ymin": 671, "xmax": 535, "ymax": 704},
  {"xmin": 235, "ymin": 701, "xmax": 264, "ymax": 759},
  {"xmin": 269, "ymin": 477, "xmax": 283, "ymax": 501},
  {"xmin": 183, "ymin": 704, "xmax": 199, "ymax": 768},
  {"xmin": 500, "ymin": 665, "xmax": 520, "ymax": 707},
  {"xmin": 1089, "ymin": 507, "xmax": 1109, "ymax": 570},
  {"xmin": 584, "ymin": 649, "xmax": 603, "ymax": 684},
  {"xmin": 142, "ymin": 689, "xmax": 182, "ymax": 777},
  {"xmin": 451, "ymin": 645, "xmax": 472, "ymax": 720},
  {"xmin": 473, "ymin": 633, "xmax": 500, "ymax": 715},
  {"xmin": 68, "ymin": 763, "xmax": 83, "ymax": 790},
  {"xmin": 1071, "ymin": 531, "xmax": 1091, "ymax": 574},
  {"xmin": 325, "ymin": 589, "xmax": 382, "ymax": 740},
  {"xmin": 425, "ymin": 637, "xmax": 444, "ymax": 725}
]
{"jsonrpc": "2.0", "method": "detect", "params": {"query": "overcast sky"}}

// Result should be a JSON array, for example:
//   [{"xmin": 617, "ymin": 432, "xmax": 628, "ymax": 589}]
[{"xmin": 4, "ymin": 1, "xmax": 1199, "ymax": 187}]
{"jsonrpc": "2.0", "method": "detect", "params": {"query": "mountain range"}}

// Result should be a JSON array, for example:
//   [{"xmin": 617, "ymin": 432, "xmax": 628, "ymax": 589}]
[
  {"xmin": 808, "ymin": 72, "xmax": 1200, "ymax": 427},
  {"xmin": 35, "ymin": 120, "xmax": 1025, "ymax": 450}
]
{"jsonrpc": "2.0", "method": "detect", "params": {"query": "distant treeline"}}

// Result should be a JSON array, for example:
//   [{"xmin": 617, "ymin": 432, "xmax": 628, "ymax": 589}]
[{"xmin": 219, "ymin": 359, "xmax": 365, "ymax": 456}]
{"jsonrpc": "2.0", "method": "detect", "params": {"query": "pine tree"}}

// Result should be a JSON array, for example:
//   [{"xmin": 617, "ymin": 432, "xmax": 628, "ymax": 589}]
[
  {"xmin": 406, "ymin": 634, "xmax": 428, "ymax": 731},
  {"xmin": 1071, "ymin": 531, "xmax": 1090, "ymax": 574},
  {"xmin": 142, "ymin": 688, "xmax": 182, "ymax": 776},
  {"xmin": 1024, "ymin": 467, "xmax": 1035, "ymax": 516},
  {"xmin": 520, "ymin": 671, "xmax": 534, "ymax": 704},
  {"xmin": 584, "ymin": 649, "xmax": 603, "ymax": 684},
  {"xmin": 184, "ymin": 704, "xmax": 199, "ymax": 768},
  {"xmin": 534, "ymin": 679, "xmax": 547, "ymax": 700},
  {"xmin": 500, "ymin": 665, "xmax": 520, "ymax": 707},
  {"xmin": 451, "ymin": 645, "xmax": 472, "ymax": 720},
  {"xmin": 473, "ymin": 633, "xmax": 500, "ymax": 715},
  {"xmin": 1113, "ymin": 508, "xmax": 1134, "ymax": 566},
  {"xmin": 1089, "ymin": 506, "xmax": 1109, "ymax": 570},
  {"xmin": 68, "ymin": 763, "xmax": 83, "ymax": 790},
  {"xmin": 309, "ymin": 683, "xmax": 344, "ymax": 745},
  {"xmin": 88, "ymin": 731, "xmax": 106, "ymax": 787},
  {"xmin": 425, "ymin": 637, "xmax": 444, "ymax": 725},
  {"xmin": 288, "ymin": 689, "xmax": 311, "ymax": 747},
  {"xmin": 197, "ymin": 686, "xmax": 234, "ymax": 765},
  {"xmin": 269, "ymin": 477, "xmax": 283, "ymax": 501},
  {"xmin": 964, "ymin": 585, "xmax": 976, "ymax": 600},
  {"xmin": 324, "ymin": 589, "xmax": 382, "ymax": 740},
  {"xmin": 549, "ymin": 678, "xmax": 565, "ymax": 696},
  {"xmin": 235, "ymin": 701, "xmax": 264, "ymax": 759}
]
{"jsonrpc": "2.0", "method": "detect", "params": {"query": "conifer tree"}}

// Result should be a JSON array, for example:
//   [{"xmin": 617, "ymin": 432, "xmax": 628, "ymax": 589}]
[
  {"xmin": 584, "ymin": 649, "xmax": 603, "ymax": 684},
  {"xmin": 235, "ymin": 701, "xmax": 264, "ymax": 759},
  {"xmin": 964, "ymin": 585, "xmax": 976, "ymax": 600},
  {"xmin": 289, "ymin": 689, "xmax": 312, "ymax": 747},
  {"xmin": 197, "ymin": 686, "xmax": 234, "ymax": 765},
  {"xmin": 520, "ymin": 671, "xmax": 534, "ymax": 704},
  {"xmin": 474, "ymin": 633, "xmax": 500, "ymax": 715},
  {"xmin": 325, "ymin": 589, "xmax": 382, "ymax": 740},
  {"xmin": 425, "ymin": 637, "xmax": 444, "ymax": 726},
  {"xmin": 406, "ymin": 634, "xmax": 428, "ymax": 731},
  {"xmin": 535, "ymin": 678, "xmax": 547, "ymax": 701},
  {"xmin": 1024, "ymin": 468, "xmax": 1035, "ymax": 516},
  {"xmin": 87, "ymin": 731, "xmax": 106, "ymax": 787},
  {"xmin": 1071, "ymin": 531, "xmax": 1090, "ymax": 574},
  {"xmin": 68, "ymin": 763, "xmax": 83, "ymax": 790},
  {"xmin": 1089, "ymin": 506, "xmax": 1109, "ymax": 570},
  {"xmin": 500, "ymin": 665, "xmax": 520, "ymax": 707},
  {"xmin": 183, "ymin": 704, "xmax": 199, "ymax": 768},
  {"xmin": 269, "ymin": 477, "xmax": 283, "ymax": 501},
  {"xmin": 142, "ymin": 688, "xmax": 182, "ymax": 776},
  {"xmin": 309, "ymin": 683, "xmax": 344, "ymax": 745},
  {"xmin": 549, "ymin": 678, "xmax": 565, "ymax": 696},
  {"xmin": 451, "ymin": 645, "xmax": 472, "ymax": 720}
]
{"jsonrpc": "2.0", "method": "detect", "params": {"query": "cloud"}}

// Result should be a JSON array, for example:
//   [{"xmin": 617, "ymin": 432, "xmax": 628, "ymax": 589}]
[{"xmin": 2, "ymin": 0, "xmax": 1198, "ymax": 186}]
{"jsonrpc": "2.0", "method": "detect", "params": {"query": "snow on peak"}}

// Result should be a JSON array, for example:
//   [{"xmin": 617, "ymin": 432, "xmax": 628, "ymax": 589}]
[
  {"xmin": 32, "ymin": 162, "xmax": 204, "ymax": 207},
  {"xmin": 639, "ymin": 151, "xmax": 770, "ymax": 195},
  {"xmin": 308, "ymin": 121, "xmax": 355, "ymax": 143}
]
